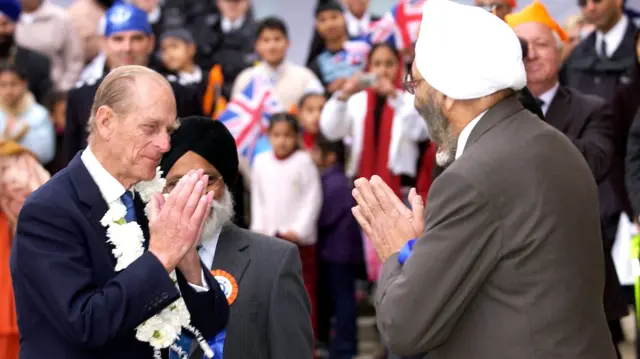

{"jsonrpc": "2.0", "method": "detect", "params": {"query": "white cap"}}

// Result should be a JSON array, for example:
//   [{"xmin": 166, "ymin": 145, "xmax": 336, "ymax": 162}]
[{"xmin": 414, "ymin": 0, "xmax": 526, "ymax": 100}]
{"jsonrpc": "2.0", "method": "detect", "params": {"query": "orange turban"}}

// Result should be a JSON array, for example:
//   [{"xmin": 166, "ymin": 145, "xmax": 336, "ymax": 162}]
[{"xmin": 505, "ymin": 0, "xmax": 568, "ymax": 42}]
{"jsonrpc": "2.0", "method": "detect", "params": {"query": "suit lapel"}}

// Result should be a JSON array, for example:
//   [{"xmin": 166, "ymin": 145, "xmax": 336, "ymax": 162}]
[
  {"xmin": 68, "ymin": 153, "xmax": 116, "ymax": 271},
  {"xmin": 465, "ymin": 95, "xmax": 525, "ymax": 150},
  {"xmin": 545, "ymin": 86, "xmax": 571, "ymax": 134},
  {"xmin": 211, "ymin": 225, "xmax": 251, "ymax": 286}
]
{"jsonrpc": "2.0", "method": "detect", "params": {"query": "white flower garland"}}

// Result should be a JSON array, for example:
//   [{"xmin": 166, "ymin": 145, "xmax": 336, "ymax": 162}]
[{"xmin": 101, "ymin": 167, "xmax": 214, "ymax": 358}]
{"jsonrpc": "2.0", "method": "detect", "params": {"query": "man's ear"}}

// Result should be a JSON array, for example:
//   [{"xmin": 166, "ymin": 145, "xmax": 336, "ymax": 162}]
[{"xmin": 95, "ymin": 105, "xmax": 115, "ymax": 141}]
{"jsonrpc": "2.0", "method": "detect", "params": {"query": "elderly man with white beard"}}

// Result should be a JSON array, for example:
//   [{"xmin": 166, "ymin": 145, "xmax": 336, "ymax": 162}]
[
  {"xmin": 350, "ymin": 0, "xmax": 617, "ymax": 358},
  {"xmin": 159, "ymin": 116, "xmax": 313, "ymax": 359}
]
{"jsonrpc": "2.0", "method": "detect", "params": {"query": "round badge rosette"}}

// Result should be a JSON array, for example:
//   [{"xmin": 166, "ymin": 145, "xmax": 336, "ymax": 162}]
[{"xmin": 211, "ymin": 269, "xmax": 238, "ymax": 305}]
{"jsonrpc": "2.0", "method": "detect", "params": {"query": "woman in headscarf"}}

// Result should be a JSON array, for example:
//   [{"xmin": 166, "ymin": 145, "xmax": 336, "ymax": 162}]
[{"xmin": 0, "ymin": 140, "xmax": 50, "ymax": 359}]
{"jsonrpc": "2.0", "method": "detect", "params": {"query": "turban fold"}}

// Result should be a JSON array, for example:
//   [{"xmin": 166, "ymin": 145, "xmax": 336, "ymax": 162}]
[
  {"xmin": 104, "ymin": 3, "xmax": 152, "ymax": 37},
  {"xmin": 414, "ymin": 0, "xmax": 526, "ymax": 100},
  {"xmin": 160, "ymin": 117, "xmax": 239, "ymax": 189},
  {"xmin": 505, "ymin": 0, "xmax": 568, "ymax": 42},
  {"xmin": 0, "ymin": 0, "xmax": 20, "ymax": 23}
]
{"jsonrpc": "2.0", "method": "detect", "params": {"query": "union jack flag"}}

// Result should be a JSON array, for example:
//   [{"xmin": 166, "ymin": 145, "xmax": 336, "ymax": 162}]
[
  {"xmin": 218, "ymin": 74, "xmax": 282, "ymax": 163},
  {"xmin": 366, "ymin": 0, "xmax": 425, "ymax": 50}
]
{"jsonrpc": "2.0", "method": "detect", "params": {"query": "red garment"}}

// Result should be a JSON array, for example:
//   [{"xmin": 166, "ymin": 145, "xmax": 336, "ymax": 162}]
[
  {"xmin": 358, "ymin": 90, "xmax": 402, "ymax": 197},
  {"xmin": 415, "ymin": 142, "xmax": 438, "ymax": 202},
  {"xmin": 302, "ymin": 132, "xmax": 316, "ymax": 150},
  {"xmin": 0, "ymin": 211, "xmax": 18, "ymax": 359},
  {"xmin": 298, "ymin": 244, "xmax": 317, "ymax": 337}
]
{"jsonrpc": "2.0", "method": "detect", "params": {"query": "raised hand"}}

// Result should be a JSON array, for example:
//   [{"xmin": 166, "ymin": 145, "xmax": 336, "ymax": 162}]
[
  {"xmin": 148, "ymin": 169, "xmax": 214, "ymax": 272},
  {"xmin": 351, "ymin": 176, "xmax": 425, "ymax": 262}
]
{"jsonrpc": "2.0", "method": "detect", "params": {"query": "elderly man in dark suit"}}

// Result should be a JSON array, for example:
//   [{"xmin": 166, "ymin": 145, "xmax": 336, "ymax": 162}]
[
  {"xmin": 506, "ymin": 3, "xmax": 627, "ymax": 357},
  {"xmin": 10, "ymin": 66, "xmax": 229, "ymax": 359},
  {"xmin": 351, "ymin": 0, "xmax": 616, "ymax": 358},
  {"xmin": 159, "ymin": 116, "xmax": 313, "ymax": 359}
]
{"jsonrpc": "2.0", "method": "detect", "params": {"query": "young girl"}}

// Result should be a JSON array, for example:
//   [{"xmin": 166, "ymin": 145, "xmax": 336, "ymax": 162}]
[
  {"xmin": 311, "ymin": 133, "xmax": 363, "ymax": 359},
  {"xmin": 319, "ymin": 42, "xmax": 426, "ymax": 198},
  {"xmin": 297, "ymin": 93, "xmax": 327, "ymax": 149},
  {"xmin": 250, "ymin": 113, "xmax": 323, "ymax": 334},
  {"xmin": 0, "ymin": 63, "xmax": 55, "ymax": 165}
]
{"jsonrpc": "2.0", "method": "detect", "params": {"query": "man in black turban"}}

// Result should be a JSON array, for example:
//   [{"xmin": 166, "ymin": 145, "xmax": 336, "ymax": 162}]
[{"xmin": 160, "ymin": 116, "xmax": 313, "ymax": 358}]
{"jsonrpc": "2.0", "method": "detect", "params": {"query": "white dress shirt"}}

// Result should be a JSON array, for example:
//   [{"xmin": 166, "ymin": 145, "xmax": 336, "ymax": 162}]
[
  {"xmin": 596, "ymin": 16, "xmax": 629, "ymax": 58},
  {"xmin": 81, "ymin": 147, "xmax": 209, "ymax": 291},
  {"xmin": 198, "ymin": 228, "xmax": 223, "ymax": 270},
  {"xmin": 221, "ymin": 16, "xmax": 246, "ymax": 33},
  {"xmin": 537, "ymin": 82, "xmax": 559, "ymax": 116},
  {"xmin": 345, "ymin": 11, "xmax": 372, "ymax": 37},
  {"xmin": 455, "ymin": 110, "xmax": 487, "ymax": 160}
]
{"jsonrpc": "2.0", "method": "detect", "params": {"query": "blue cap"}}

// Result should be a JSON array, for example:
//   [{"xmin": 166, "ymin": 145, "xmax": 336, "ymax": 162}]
[
  {"xmin": 104, "ymin": 3, "xmax": 152, "ymax": 37},
  {"xmin": 0, "ymin": 0, "xmax": 21, "ymax": 23}
]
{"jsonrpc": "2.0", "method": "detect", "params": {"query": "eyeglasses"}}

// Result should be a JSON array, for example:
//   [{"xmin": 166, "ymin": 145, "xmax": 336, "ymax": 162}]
[
  {"xmin": 164, "ymin": 174, "xmax": 224, "ymax": 193},
  {"xmin": 402, "ymin": 73, "xmax": 424, "ymax": 95},
  {"xmin": 578, "ymin": 0, "xmax": 602, "ymax": 7}
]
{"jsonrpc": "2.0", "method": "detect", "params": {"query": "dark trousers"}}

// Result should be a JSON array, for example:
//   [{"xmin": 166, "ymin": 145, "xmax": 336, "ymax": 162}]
[{"xmin": 317, "ymin": 261, "xmax": 358, "ymax": 359}]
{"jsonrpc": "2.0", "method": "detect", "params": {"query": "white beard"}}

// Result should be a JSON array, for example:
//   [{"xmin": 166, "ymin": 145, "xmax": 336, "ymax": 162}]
[
  {"xmin": 199, "ymin": 186, "xmax": 235, "ymax": 243},
  {"xmin": 435, "ymin": 149, "xmax": 455, "ymax": 167}
]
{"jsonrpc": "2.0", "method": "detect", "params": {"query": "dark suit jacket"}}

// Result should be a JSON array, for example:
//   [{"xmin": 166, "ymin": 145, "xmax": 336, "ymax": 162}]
[
  {"xmin": 376, "ymin": 95, "xmax": 615, "ymax": 359},
  {"xmin": 202, "ymin": 224, "xmax": 313, "ymax": 359},
  {"xmin": 63, "ymin": 75, "xmax": 203, "ymax": 166},
  {"xmin": 10, "ymin": 154, "xmax": 229, "ymax": 359},
  {"xmin": 545, "ymin": 85, "xmax": 626, "ymax": 321},
  {"xmin": 545, "ymin": 85, "xmax": 614, "ymax": 184}
]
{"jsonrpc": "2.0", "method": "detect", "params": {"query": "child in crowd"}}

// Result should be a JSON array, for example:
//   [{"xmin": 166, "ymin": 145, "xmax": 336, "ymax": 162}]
[
  {"xmin": 159, "ymin": 28, "xmax": 203, "ymax": 89},
  {"xmin": 232, "ymin": 17, "xmax": 323, "ymax": 110},
  {"xmin": 251, "ymin": 113, "xmax": 323, "ymax": 335},
  {"xmin": 44, "ymin": 92, "xmax": 67, "ymax": 175},
  {"xmin": 0, "ymin": 63, "xmax": 55, "ymax": 165},
  {"xmin": 320, "ymin": 42, "xmax": 425, "ymax": 199},
  {"xmin": 159, "ymin": 28, "xmax": 226, "ymax": 118},
  {"xmin": 311, "ymin": 133, "xmax": 363, "ymax": 359},
  {"xmin": 297, "ymin": 93, "xmax": 327, "ymax": 149},
  {"xmin": 306, "ymin": 1, "xmax": 370, "ymax": 94}
]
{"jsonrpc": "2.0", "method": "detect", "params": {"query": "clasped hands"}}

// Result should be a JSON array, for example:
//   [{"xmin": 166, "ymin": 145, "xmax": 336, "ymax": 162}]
[
  {"xmin": 147, "ymin": 169, "xmax": 213, "ymax": 285},
  {"xmin": 351, "ymin": 176, "xmax": 425, "ymax": 262}
]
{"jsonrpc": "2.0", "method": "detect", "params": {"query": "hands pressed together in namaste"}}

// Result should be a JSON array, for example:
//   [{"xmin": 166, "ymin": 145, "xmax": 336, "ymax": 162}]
[
  {"xmin": 351, "ymin": 175, "xmax": 426, "ymax": 262},
  {"xmin": 147, "ymin": 169, "xmax": 214, "ymax": 285}
]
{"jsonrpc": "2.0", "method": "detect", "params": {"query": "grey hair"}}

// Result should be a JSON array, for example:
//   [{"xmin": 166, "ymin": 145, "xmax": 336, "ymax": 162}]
[{"xmin": 86, "ymin": 65, "xmax": 170, "ymax": 140}]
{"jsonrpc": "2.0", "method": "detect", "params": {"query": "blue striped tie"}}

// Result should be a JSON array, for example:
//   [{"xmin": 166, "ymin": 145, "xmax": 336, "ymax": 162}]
[{"xmin": 120, "ymin": 192, "xmax": 137, "ymax": 223}]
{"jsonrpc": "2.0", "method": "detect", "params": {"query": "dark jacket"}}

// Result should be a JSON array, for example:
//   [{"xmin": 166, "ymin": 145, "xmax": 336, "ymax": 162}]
[
  {"xmin": 615, "ymin": 32, "xmax": 640, "ymax": 219},
  {"xmin": 545, "ymin": 85, "xmax": 625, "ymax": 321},
  {"xmin": 10, "ymin": 153, "xmax": 229, "ymax": 359},
  {"xmin": 545, "ymin": 85, "xmax": 614, "ymax": 184},
  {"xmin": 63, "ymin": 74, "xmax": 203, "ymax": 165},
  {"xmin": 560, "ymin": 20, "xmax": 638, "ymax": 103},
  {"xmin": 193, "ymin": 14, "xmax": 257, "ymax": 100},
  {"xmin": 318, "ymin": 164, "xmax": 364, "ymax": 264}
]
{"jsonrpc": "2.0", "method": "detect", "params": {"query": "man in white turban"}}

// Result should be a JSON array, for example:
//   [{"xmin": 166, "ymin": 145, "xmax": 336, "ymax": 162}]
[{"xmin": 350, "ymin": 0, "xmax": 618, "ymax": 358}]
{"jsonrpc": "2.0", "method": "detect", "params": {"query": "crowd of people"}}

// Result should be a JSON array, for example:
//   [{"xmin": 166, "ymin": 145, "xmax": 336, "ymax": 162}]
[{"xmin": 1, "ymin": 0, "xmax": 640, "ymax": 358}]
